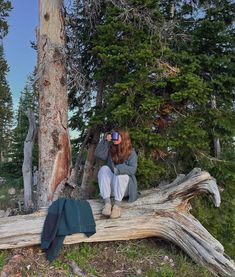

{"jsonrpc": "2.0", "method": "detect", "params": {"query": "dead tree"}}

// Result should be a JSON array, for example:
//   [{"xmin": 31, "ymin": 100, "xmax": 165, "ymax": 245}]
[
  {"xmin": 37, "ymin": 0, "xmax": 71, "ymax": 208},
  {"xmin": 22, "ymin": 109, "xmax": 37, "ymax": 211},
  {"xmin": 0, "ymin": 168, "xmax": 234, "ymax": 277}
]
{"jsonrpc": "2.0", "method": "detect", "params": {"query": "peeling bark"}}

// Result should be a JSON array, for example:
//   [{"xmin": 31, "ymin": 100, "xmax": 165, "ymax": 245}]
[
  {"xmin": 37, "ymin": 0, "xmax": 71, "ymax": 207},
  {"xmin": 0, "ymin": 168, "xmax": 234, "ymax": 276}
]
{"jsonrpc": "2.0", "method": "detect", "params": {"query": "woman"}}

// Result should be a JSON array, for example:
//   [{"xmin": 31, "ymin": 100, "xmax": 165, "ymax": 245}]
[{"xmin": 94, "ymin": 128, "xmax": 138, "ymax": 219}]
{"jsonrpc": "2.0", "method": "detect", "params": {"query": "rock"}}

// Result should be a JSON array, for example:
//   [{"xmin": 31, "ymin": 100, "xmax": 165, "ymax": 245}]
[
  {"xmin": 0, "ymin": 210, "xmax": 5, "ymax": 218},
  {"xmin": 69, "ymin": 260, "xmax": 87, "ymax": 276},
  {"xmin": 0, "ymin": 270, "xmax": 8, "ymax": 277},
  {"xmin": 8, "ymin": 188, "xmax": 16, "ymax": 195},
  {"xmin": 0, "ymin": 209, "xmax": 11, "ymax": 218},
  {"xmin": 163, "ymin": 255, "xmax": 169, "ymax": 262},
  {"xmin": 5, "ymin": 208, "xmax": 11, "ymax": 217},
  {"xmin": 0, "ymin": 177, "xmax": 6, "ymax": 186}
]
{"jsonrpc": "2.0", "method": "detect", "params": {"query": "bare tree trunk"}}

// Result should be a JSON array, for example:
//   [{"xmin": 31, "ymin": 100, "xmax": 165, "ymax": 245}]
[
  {"xmin": 69, "ymin": 128, "xmax": 92, "ymax": 185},
  {"xmin": 80, "ymin": 130, "xmax": 100, "ymax": 196},
  {"xmin": 22, "ymin": 110, "xmax": 37, "ymax": 211},
  {"xmin": 37, "ymin": 0, "xmax": 71, "ymax": 208},
  {"xmin": 0, "ymin": 168, "xmax": 234, "ymax": 276},
  {"xmin": 81, "ymin": 82, "xmax": 104, "ymax": 196},
  {"xmin": 211, "ymin": 95, "xmax": 221, "ymax": 158}
]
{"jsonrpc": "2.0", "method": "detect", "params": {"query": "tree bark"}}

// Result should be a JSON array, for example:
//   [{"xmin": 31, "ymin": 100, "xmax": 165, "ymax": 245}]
[
  {"xmin": 22, "ymin": 109, "xmax": 37, "ymax": 211},
  {"xmin": 69, "ymin": 128, "xmax": 92, "ymax": 185},
  {"xmin": 0, "ymin": 168, "xmax": 234, "ymax": 277},
  {"xmin": 37, "ymin": 0, "xmax": 71, "ymax": 208}
]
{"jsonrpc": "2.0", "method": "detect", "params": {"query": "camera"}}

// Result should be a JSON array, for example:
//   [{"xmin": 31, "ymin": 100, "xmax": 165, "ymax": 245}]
[{"xmin": 111, "ymin": 132, "xmax": 119, "ymax": 141}]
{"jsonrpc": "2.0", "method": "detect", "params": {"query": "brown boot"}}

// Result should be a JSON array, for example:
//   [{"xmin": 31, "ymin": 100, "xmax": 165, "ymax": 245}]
[
  {"xmin": 110, "ymin": 205, "xmax": 122, "ymax": 219},
  {"xmin": 102, "ymin": 202, "xmax": 112, "ymax": 216}
]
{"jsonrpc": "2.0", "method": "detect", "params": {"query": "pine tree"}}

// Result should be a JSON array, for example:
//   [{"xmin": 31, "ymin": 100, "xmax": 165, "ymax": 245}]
[
  {"xmin": 164, "ymin": 0, "xmax": 235, "ymax": 168},
  {"xmin": 0, "ymin": 45, "xmax": 13, "ymax": 162},
  {"xmin": 162, "ymin": 0, "xmax": 235, "ymax": 257},
  {"xmin": 0, "ymin": 0, "xmax": 13, "ymax": 164},
  {"xmin": 0, "ymin": 0, "xmax": 12, "ymax": 39},
  {"xmin": 0, "ymin": 48, "xmax": 13, "ymax": 163}
]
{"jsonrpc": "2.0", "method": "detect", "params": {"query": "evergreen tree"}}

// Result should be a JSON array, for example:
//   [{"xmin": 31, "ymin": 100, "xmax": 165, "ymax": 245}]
[
  {"xmin": 0, "ymin": 45, "xmax": 13, "ymax": 162},
  {"xmin": 0, "ymin": 0, "xmax": 11, "ymax": 39},
  {"xmin": 161, "ymin": 0, "xmax": 235, "ymax": 257},
  {"xmin": 0, "ymin": 0, "xmax": 13, "ymax": 164},
  {"xmin": 67, "ymin": 0, "xmax": 235, "ymax": 182},
  {"xmin": 164, "ymin": 0, "xmax": 235, "ymax": 167},
  {"xmin": 67, "ymin": 0, "xmax": 172, "ymax": 186}
]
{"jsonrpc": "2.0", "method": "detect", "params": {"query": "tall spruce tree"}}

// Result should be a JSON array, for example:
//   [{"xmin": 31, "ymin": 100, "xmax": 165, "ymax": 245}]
[
  {"xmin": 67, "ymin": 0, "xmax": 235, "ymax": 182},
  {"xmin": 156, "ymin": 0, "xmax": 235, "ymax": 257},
  {"xmin": 0, "ymin": 0, "xmax": 11, "ymax": 39},
  {"xmin": 67, "ymin": 0, "xmax": 173, "ymax": 188},
  {"xmin": 163, "ymin": 0, "xmax": 235, "ymax": 166},
  {"xmin": 0, "ymin": 45, "xmax": 13, "ymax": 163},
  {"xmin": 0, "ymin": 0, "xmax": 13, "ymax": 164}
]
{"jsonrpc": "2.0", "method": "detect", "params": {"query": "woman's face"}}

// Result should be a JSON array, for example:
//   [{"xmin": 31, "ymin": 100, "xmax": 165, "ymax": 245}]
[{"xmin": 113, "ymin": 134, "xmax": 122, "ymax": 145}]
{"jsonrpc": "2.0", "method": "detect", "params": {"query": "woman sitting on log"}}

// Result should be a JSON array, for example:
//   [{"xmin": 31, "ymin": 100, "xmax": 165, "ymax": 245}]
[{"xmin": 94, "ymin": 128, "xmax": 138, "ymax": 219}]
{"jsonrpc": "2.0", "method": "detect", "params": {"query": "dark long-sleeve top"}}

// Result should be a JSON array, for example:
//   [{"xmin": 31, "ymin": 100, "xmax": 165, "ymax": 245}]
[
  {"xmin": 41, "ymin": 198, "xmax": 96, "ymax": 262},
  {"xmin": 94, "ymin": 139, "xmax": 138, "ymax": 202}
]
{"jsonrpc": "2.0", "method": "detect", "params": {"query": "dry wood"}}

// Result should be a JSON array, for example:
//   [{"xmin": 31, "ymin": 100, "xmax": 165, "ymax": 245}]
[
  {"xmin": 37, "ymin": 0, "xmax": 71, "ymax": 208},
  {"xmin": 22, "ymin": 109, "xmax": 37, "ymax": 211},
  {"xmin": 0, "ymin": 168, "xmax": 234, "ymax": 277}
]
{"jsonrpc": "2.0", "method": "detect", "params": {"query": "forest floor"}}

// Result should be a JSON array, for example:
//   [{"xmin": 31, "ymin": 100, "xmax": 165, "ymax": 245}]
[{"xmin": 0, "ymin": 239, "xmax": 213, "ymax": 277}]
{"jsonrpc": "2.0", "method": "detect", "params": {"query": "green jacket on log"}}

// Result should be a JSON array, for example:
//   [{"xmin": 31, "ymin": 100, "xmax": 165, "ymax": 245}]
[{"xmin": 41, "ymin": 198, "xmax": 96, "ymax": 261}]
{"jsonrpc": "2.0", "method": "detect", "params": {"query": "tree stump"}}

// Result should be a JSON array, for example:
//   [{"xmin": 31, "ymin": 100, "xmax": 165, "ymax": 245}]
[{"xmin": 0, "ymin": 168, "xmax": 234, "ymax": 277}]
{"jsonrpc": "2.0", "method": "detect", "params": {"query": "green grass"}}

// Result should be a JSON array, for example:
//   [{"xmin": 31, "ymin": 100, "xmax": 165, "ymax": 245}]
[
  {"xmin": 115, "ymin": 240, "xmax": 213, "ymax": 277},
  {"xmin": 0, "ymin": 250, "xmax": 8, "ymax": 270},
  {"xmin": 64, "ymin": 243, "xmax": 99, "ymax": 276},
  {"xmin": 157, "ymin": 266, "xmax": 174, "ymax": 277},
  {"xmin": 51, "ymin": 259, "xmax": 70, "ymax": 272}
]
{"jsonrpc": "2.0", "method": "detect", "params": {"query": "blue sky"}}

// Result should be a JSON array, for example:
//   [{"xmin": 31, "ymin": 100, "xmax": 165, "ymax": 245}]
[{"xmin": 4, "ymin": 0, "xmax": 38, "ymax": 110}]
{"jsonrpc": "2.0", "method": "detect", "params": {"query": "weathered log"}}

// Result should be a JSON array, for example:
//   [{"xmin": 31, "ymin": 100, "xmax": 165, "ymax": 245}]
[{"xmin": 0, "ymin": 168, "xmax": 234, "ymax": 277}]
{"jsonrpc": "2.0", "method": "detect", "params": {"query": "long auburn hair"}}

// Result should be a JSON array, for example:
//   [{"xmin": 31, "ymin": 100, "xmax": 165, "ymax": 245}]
[{"xmin": 110, "ymin": 128, "xmax": 133, "ymax": 164}]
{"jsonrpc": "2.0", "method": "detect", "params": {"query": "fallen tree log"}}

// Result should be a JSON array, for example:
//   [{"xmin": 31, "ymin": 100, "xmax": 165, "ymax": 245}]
[{"xmin": 0, "ymin": 168, "xmax": 234, "ymax": 277}]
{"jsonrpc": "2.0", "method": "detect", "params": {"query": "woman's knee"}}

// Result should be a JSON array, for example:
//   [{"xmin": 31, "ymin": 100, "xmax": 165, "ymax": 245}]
[{"xmin": 98, "ymin": 165, "xmax": 111, "ymax": 178}]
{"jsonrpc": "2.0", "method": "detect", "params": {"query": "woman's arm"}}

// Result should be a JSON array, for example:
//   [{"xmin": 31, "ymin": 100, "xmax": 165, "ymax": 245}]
[
  {"xmin": 94, "ymin": 139, "xmax": 110, "ymax": 161},
  {"xmin": 115, "ymin": 150, "xmax": 138, "ymax": 175}
]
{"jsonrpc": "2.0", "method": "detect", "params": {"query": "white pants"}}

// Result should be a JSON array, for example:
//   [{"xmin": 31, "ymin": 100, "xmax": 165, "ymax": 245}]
[{"xmin": 98, "ymin": 165, "xmax": 129, "ymax": 201}]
